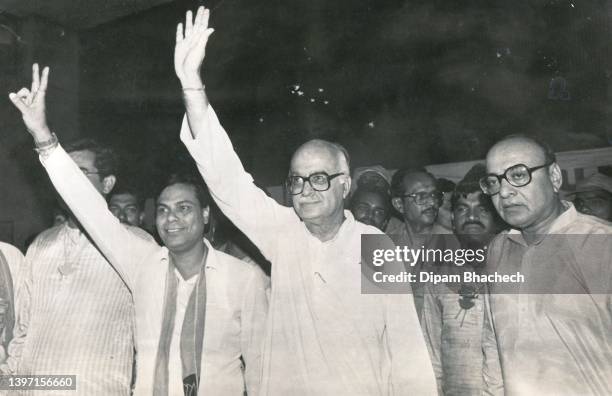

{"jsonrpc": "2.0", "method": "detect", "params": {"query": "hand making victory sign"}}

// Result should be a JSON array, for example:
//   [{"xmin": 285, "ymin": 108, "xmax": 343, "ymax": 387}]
[
  {"xmin": 8, "ymin": 63, "xmax": 53, "ymax": 143},
  {"xmin": 174, "ymin": 6, "xmax": 215, "ymax": 89}
]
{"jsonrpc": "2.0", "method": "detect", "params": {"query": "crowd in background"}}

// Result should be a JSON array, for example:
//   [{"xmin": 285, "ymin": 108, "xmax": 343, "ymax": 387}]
[{"xmin": 0, "ymin": 5, "xmax": 611, "ymax": 396}]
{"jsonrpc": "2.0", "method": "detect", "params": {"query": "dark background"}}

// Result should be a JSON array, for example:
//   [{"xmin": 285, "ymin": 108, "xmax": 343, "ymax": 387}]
[{"xmin": 80, "ymin": 0, "xmax": 612, "ymax": 187}]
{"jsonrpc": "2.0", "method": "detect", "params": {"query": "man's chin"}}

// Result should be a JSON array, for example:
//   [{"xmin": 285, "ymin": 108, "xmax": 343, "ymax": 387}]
[{"xmin": 295, "ymin": 205, "xmax": 324, "ymax": 220}]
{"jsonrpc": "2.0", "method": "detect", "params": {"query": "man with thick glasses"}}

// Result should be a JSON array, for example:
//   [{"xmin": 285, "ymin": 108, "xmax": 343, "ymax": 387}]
[
  {"xmin": 174, "ymin": 6, "xmax": 436, "ymax": 395},
  {"xmin": 479, "ymin": 135, "xmax": 612, "ymax": 395},
  {"xmin": 389, "ymin": 168, "xmax": 447, "ymax": 243},
  {"xmin": 388, "ymin": 168, "xmax": 449, "ymax": 319}
]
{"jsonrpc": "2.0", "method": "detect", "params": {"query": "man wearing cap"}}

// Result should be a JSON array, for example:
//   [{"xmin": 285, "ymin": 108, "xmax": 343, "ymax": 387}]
[
  {"xmin": 568, "ymin": 172, "xmax": 612, "ymax": 221},
  {"xmin": 479, "ymin": 135, "xmax": 612, "ymax": 395}
]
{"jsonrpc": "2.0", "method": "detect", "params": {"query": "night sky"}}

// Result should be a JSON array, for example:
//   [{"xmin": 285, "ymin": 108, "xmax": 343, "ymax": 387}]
[{"xmin": 78, "ymin": 0, "xmax": 611, "ymax": 192}]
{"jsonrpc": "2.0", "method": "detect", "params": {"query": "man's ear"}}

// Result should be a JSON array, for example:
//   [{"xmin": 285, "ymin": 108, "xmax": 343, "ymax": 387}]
[
  {"xmin": 391, "ymin": 197, "xmax": 404, "ymax": 214},
  {"xmin": 548, "ymin": 163, "xmax": 563, "ymax": 192},
  {"xmin": 101, "ymin": 175, "xmax": 116, "ymax": 195},
  {"xmin": 202, "ymin": 205, "xmax": 210, "ymax": 225},
  {"xmin": 341, "ymin": 176, "xmax": 352, "ymax": 199},
  {"xmin": 138, "ymin": 211, "xmax": 146, "ymax": 226}
]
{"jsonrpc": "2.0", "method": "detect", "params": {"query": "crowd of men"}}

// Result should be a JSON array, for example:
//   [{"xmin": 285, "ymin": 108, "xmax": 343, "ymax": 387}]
[{"xmin": 0, "ymin": 6, "xmax": 611, "ymax": 396}]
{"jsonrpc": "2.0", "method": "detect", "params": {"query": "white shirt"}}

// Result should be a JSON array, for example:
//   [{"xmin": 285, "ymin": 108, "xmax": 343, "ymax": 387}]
[
  {"xmin": 168, "ymin": 271, "xmax": 199, "ymax": 395},
  {"xmin": 180, "ymin": 105, "xmax": 437, "ymax": 395},
  {"xmin": 40, "ymin": 144, "xmax": 269, "ymax": 395}
]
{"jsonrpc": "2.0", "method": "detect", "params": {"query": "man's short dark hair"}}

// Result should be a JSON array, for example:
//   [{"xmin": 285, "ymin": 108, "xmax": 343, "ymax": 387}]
[
  {"xmin": 63, "ymin": 138, "xmax": 118, "ymax": 178},
  {"xmin": 437, "ymin": 178, "xmax": 456, "ymax": 194},
  {"xmin": 390, "ymin": 167, "xmax": 434, "ymax": 198},
  {"xmin": 110, "ymin": 178, "xmax": 145, "ymax": 209},
  {"xmin": 158, "ymin": 172, "xmax": 211, "ymax": 208},
  {"xmin": 451, "ymin": 163, "xmax": 506, "ymax": 228},
  {"xmin": 497, "ymin": 134, "xmax": 557, "ymax": 164}
]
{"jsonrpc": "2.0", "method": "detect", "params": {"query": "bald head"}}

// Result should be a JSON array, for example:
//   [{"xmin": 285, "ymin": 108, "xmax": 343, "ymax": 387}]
[
  {"xmin": 291, "ymin": 139, "xmax": 350, "ymax": 175},
  {"xmin": 486, "ymin": 135, "xmax": 555, "ymax": 168}
]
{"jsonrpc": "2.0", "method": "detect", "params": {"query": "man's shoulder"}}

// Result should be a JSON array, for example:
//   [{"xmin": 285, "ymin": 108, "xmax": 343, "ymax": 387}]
[
  {"xmin": 384, "ymin": 217, "xmax": 404, "ymax": 235},
  {"xmin": 567, "ymin": 212, "xmax": 612, "ymax": 234},
  {"xmin": 0, "ymin": 242, "xmax": 23, "ymax": 260},
  {"xmin": 30, "ymin": 224, "xmax": 65, "ymax": 246},
  {"xmin": 211, "ymin": 247, "xmax": 268, "ymax": 281},
  {"xmin": 354, "ymin": 221, "xmax": 385, "ymax": 236}
]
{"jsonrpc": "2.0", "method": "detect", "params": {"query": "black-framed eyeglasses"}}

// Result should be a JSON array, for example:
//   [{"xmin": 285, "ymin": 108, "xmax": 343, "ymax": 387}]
[
  {"xmin": 399, "ymin": 191, "xmax": 443, "ymax": 205},
  {"xmin": 285, "ymin": 172, "xmax": 344, "ymax": 195},
  {"xmin": 79, "ymin": 167, "xmax": 100, "ymax": 177},
  {"xmin": 479, "ymin": 162, "xmax": 552, "ymax": 196}
]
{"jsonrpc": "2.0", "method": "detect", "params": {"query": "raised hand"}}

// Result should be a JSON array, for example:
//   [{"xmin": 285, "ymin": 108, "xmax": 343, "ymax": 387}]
[
  {"xmin": 174, "ymin": 6, "xmax": 214, "ymax": 88},
  {"xmin": 8, "ymin": 63, "xmax": 52, "ymax": 141}
]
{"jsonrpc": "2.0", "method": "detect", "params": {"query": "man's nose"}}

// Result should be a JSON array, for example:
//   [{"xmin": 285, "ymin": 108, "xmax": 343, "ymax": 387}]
[
  {"xmin": 301, "ymin": 181, "xmax": 315, "ymax": 196},
  {"xmin": 118, "ymin": 210, "xmax": 127, "ymax": 222},
  {"xmin": 166, "ymin": 209, "xmax": 179, "ymax": 221},
  {"xmin": 498, "ymin": 179, "xmax": 516, "ymax": 199},
  {"xmin": 467, "ymin": 208, "xmax": 479, "ymax": 221}
]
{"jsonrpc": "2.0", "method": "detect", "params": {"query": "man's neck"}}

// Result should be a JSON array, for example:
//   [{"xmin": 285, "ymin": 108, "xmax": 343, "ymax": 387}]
[
  {"xmin": 404, "ymin": 221, "xmax": 433, "ymax": 241},
  {"xmin": 305, "ymin": 211, "xmax": 346, "ymax": 242},
  {"xmin": 521, "ymin": 199, "xmax": 565, "ymax": 244},
  {"xmin": 169, "ymin": 241, "xmax": 208, "ymax": 280}
]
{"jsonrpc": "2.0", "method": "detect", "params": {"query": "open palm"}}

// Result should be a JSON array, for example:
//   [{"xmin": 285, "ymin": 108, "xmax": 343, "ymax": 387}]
[{"xmin": 174, "ymin": 6, "xmax": 214, "ymax": 87}]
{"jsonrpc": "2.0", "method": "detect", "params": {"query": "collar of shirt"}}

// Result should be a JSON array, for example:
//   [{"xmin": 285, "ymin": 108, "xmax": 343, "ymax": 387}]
[
  {"xmin": 506, "ymin": 200, "xmax": 575, "ymax": 246},
  {"xmin": 300, "ymin": 210, "xmax": 356, "ymax": 245},
  {"xmin": 159, "ymin": 238, "xmax": 218, "ymax": 272}
]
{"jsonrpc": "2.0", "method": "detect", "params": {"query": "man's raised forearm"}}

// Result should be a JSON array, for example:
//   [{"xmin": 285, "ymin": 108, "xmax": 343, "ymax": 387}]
[{"xmin": 181, "ymin": 79, "xmax": 210, "ymax": 140}]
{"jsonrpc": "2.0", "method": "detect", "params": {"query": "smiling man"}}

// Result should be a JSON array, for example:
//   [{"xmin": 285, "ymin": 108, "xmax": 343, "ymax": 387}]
[
  {"xmin": 175, "ymin": 6, "xmax": 435, "ymax": 394},
  {"xmin": 479, "ymin": 135, "xmax": 612, "ymax": 395},
  {"xmin": 8, "ymin": 64, "xmax": 269, "ymax": 396}
]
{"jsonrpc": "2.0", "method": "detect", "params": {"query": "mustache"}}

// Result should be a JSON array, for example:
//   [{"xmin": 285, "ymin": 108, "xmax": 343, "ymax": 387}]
[{"xmin": 461, "ymin": 220, "xmax": 485, "ymax": 229}]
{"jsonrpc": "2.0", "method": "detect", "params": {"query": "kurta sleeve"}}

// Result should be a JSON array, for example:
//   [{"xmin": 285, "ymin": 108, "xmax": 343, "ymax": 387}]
[
  {"xmin": 180, "ymin": 107, "xmax": 294, "ymax": 261},
  {"xmin": 41, "ymin": 145, "xmax": 157, "ymax": 291},
  {"xmin": 384, "ymin": 292, "xmax": 438, "ymax": 395}
]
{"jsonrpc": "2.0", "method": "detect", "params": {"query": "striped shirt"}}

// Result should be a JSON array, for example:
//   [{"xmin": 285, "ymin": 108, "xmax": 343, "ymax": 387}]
[{"xmin": 3, "ymin": 223, "xmax": 150, "ymax": 395}]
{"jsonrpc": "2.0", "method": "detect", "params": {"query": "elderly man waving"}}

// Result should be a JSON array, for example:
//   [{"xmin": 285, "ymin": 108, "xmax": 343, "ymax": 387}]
[{"xmin": 175, "ymin": 7, "xmax": 436, "ymax": 395}]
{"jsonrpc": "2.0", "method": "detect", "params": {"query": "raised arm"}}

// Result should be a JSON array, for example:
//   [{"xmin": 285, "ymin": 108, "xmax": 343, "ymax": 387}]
[
  {"xmin": 174, "ymin": 7, "xmax": 293, "ymax": 259},
  {"xmin": 8, "ymin": 64, "xmax": 156, "ymax": 291}
]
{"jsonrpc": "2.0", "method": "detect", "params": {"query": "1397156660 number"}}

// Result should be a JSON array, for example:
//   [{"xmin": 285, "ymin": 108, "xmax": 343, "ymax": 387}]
[{"xmin": 0, "ymin": 375, "xmax": 76, "ymax": 390}]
